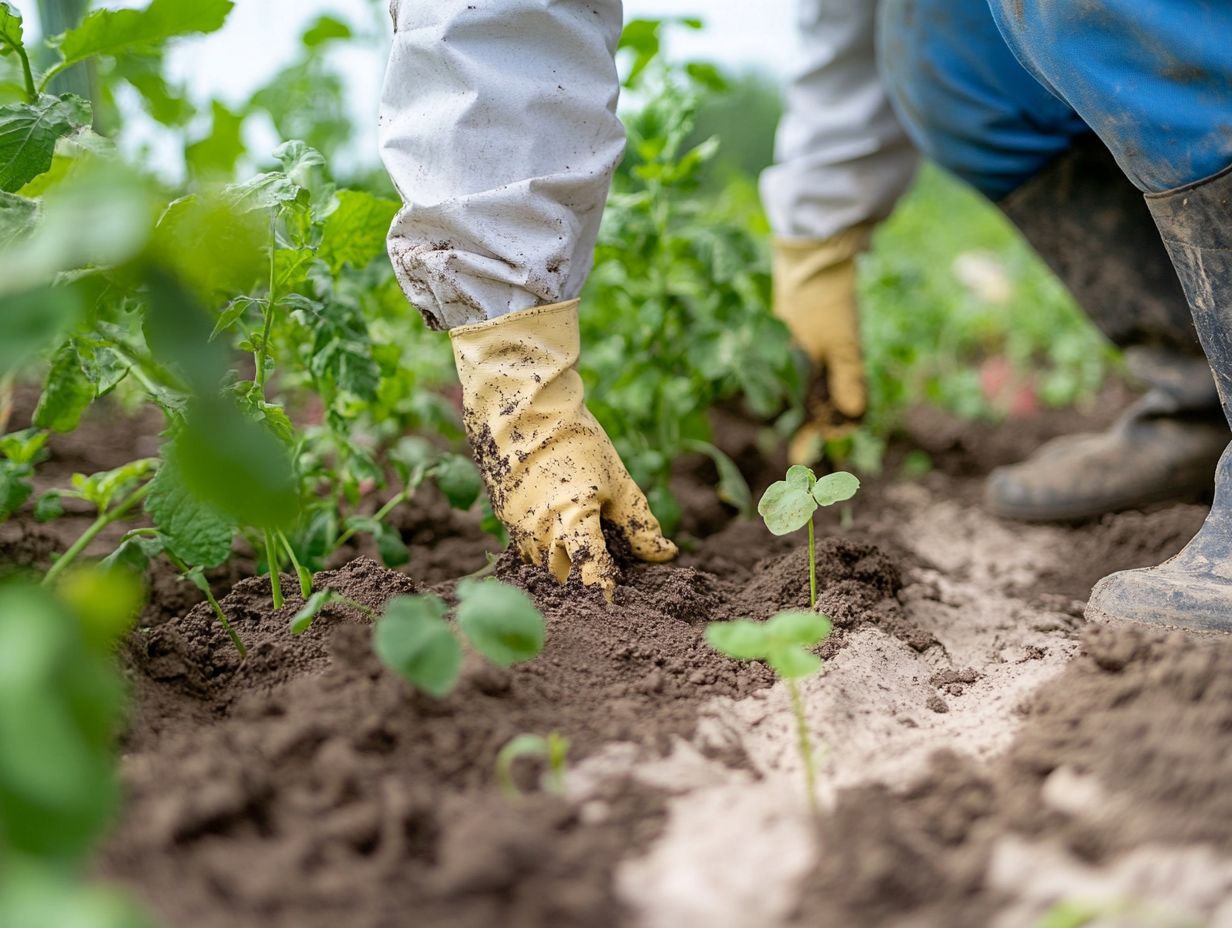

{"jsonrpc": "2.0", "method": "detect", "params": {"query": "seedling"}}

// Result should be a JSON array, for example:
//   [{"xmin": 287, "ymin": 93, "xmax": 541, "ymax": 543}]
[
  {"xmin": 706, "ymin": 610, "xmax": 832, "ymax": 813},
  {"xmin": 373, "ymin": 579, "xmax": 545, "ymax": 698},
  {"xmin": 495, "ymin": 732, "xmax": 570, "ymax": 798},
  {"xmin": 758, "ymin": 466, "xmax": 859, "ymax": 608}
]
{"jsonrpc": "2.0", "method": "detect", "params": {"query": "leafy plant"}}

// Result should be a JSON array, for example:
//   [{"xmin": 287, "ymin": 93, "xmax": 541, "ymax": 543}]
[
  {"xmin": 0, "ymin": 570, "xmax": 150, "ymax": 926},
  {"xmin": 706, "ymin": 610, "xmax": 833, "ymax": 813},
  {"xmin": 495, "ymin": 732, "xmax": 571, "ymax": 799},
  {"xmin": 373, "ymin": 579, "xmax": 545, "ymax": 698},
  {"xmin": 758, "ymin": 466, "xmax": 860, "ymax": 607}
]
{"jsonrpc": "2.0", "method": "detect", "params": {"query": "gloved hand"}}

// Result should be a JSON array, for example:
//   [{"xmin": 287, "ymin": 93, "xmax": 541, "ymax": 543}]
[
  {"xmin": 773, "ymin": 223, "xmax": 874, "ymax": 464},
  {"xmin": 450, "ymin": 300, "xmax": 678, "ymax": 596}
]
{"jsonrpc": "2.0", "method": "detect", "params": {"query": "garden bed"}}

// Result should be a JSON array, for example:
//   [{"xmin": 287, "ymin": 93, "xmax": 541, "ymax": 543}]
[{"xmin": 7, "ymin": 400, "xmax": 1230, "ymax": 928}]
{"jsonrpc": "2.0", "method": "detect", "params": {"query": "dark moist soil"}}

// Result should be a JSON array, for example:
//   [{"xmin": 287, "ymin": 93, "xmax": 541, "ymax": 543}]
[{"xmin": 5, "ymin": 387, "xmax": 1228, "ymax": 926}]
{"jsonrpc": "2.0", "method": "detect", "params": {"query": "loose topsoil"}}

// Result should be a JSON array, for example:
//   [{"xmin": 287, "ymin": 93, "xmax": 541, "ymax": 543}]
[{"xmin": 6, "ymin": 392, "xmax": 1231, "ymax": 928}]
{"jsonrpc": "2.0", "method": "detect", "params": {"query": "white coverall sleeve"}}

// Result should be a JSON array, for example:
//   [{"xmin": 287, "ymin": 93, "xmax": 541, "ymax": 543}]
[
  {"xmin": 379, "ymin": 1, "xmax": 625, "ymax": 330},
  {"xmin": 760, "ymin": 0, "xmax": 919, "ymax": 241}
]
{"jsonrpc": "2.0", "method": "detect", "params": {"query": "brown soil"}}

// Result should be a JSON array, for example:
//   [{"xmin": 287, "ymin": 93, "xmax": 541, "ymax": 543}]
[{"xmin": 4, "ymin": 391, "xmax": 1230, "ymax": 927}]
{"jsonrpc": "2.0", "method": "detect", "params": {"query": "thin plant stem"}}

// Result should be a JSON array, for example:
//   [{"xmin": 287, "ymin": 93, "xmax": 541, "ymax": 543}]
[
  {"xmin": 16, "ymin": 46, "xmax": 38, "ymax": 102},
  {"xmin": 807, "ymin": 515, "xmax": 817, "ymax": 609},
  {"xmin": 277, "ymin": 529, "xmax": 311, "ymax": 598},
  {"xmin": 331, "ymin": 592, "xmax": 376, "ymax": 619},
  {"xmin": 165, "ymin": 552, "xmax": 247, "ymax": 658},
  {"xmin": 264, "ymin": 529, "xmax": 283, "ymax": 609},
  {"xmin": 788, "ymin": 678, "xmax": 818, "ymax": 816},
  {"xmin": 42, "ymin": 480, "xmax": 153, "ymax": 587},
  {"xmin": 254, "ymin": 222, "xmax": 278, "ymax": 395},
  {"xmin": 333, "ymin": 487, "xmax": 409, "ymax": 550}
]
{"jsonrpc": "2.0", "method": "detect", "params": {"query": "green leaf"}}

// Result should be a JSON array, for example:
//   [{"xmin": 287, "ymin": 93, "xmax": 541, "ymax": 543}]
[
  {"xmin": 32, "ymin": 341, "xmax": 94, "ymax": 432},
  {"xmin": 210, "ymin": 296, "xmax": 256, "ymax": 340},
  {"xmin": 432, "ymin": 454, "xmax": 483, "ymax": 511},
  {"xmin": 812, "ymin": 471, "xmax": 860, "ymax": 507},
  {"xmin": 0, "ymin": 3, "xmax": 25, "ymax": 56},
  {"xmin": 705, "ymin": 619, "xmax": 770, "ymax": 660},
  {"xmin": 455, "ymin": 579, "xmax": 545, "ymax": 667},
  {"xmin": 0, "ymin": 463, "xmax": 31, "ymax": 518},
  {"xmin": 765, "ymin": 610, "xmax": 832, "ymax": 648},
  {"xmin": 785, "ymin": 464, "xmax": 816, "ymax": 491},
  {"xmin": 184, "ymin": 100, "xmax": 245, "ymax": 181},
  {"xmin": 757, "ymin": 479, "xmax": 817, "ymax": 536},
  {"xmin": 290, "ymin": 590, "xmax": 333, "ymax": 635},
  {"xmin": 33, "ymin": 491, "xmax": 63, "ymax": 522},
  {"xmin": 374, "ymin": 525, "xmax": 409, "ymax": 568},
  {"xmin": 0, "ymin": 94, "xmax": 91, "ymax": 192},
  {"xmin": 101, "ymin": 532, "xmax": 164, "ymax": 575},
  {"xmin": 317, "ymin": 189, "xmax": 398, "ymax": 273},
  {"xmin": 51, "ymin": 0, "xmax": 234, "ymax": 72},
  {"xmin": 373, "ymin": 595, "xmax": 461, "ymax": 698},
  {"xmin": 144, "ymin": 453, "xmax": 235, "ymax": 568},
  {"xmin": 765, "ymin": 643, "xmax": 822, "ymax": 680},
  {"xmin": 301, "ymin": 14, "xmax": 352, "ymax": 47},
  {"xmin": 0, "ymin": 189, "xmax": 35, "ymax": 248}
]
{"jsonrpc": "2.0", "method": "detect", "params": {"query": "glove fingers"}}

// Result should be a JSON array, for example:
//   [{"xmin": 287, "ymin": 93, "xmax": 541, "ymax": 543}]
[
  {"xmin": 607, "ymin": 485, "xmax": 678, "ymax": 565},
  {"xmin": 546, "ymin": 507, "xmax": 619, "ymax": 597},
  {"xmin": 825, "ymin": 346, "xmax": 867, "ymax": 419}
]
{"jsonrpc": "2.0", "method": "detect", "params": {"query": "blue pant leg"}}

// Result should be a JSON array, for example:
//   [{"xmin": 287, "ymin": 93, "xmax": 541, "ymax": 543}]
[
  {"xmin": 878, "ymin": 0, "xmax": 1092, "ymax": 200},
  {"xmin": 987, "ymin": 0, "xmax": 1232, "ymax": 193}
]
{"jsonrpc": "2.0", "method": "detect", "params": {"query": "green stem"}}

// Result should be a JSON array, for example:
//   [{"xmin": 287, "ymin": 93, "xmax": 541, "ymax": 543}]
[
  {"xmin": 331, "ymin": 592, "xmax": 376, "ymax": 619},
  {"xmin": 333, "ymin": 486, "xmax": 409, "ymax": 550},
  {"xmin": 807, "ymin": 515, "xmax": 817, "ymax": 610},
  {"xmin": 165, "ymin": 552, "xmax": 247, "ymax": 658},
  {"xmin": 254, "ymin": 222, "xmax": 278, "ymax": 395},
  {"xmin": 42, "ymin": 480, "xmax": 153, "ymax": 587},
  {"xmin": 277, "ymin": 529, "xmax": 311, "ymax": 598},
  {"xmin": 264, "ymin": 530, "xmax": 283, "ymax": 609},
  {"xmin": 788, "ymin": 678, "xmax": 818, "ymax": 816},
  {"xmin": 15, "ymin": 45, "xmax": 37, "ymax": 103}
]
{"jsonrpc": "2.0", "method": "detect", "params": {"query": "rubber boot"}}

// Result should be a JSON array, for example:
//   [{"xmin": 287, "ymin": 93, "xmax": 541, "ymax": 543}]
[
  {"xmin": 986, "ymin": 139, "xmax": 1226, "ymax": 521},
  {"xmin": 1086, "ymin": 165, "xmax": 1232, "ymax": 633}
]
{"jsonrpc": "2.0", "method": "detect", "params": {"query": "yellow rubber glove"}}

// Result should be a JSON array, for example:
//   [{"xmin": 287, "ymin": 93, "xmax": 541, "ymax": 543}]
[
  {"xmin": 450, "ymin": 300, "xmax": 677, "ymax": 596},
  {"xmin": 773, "ymin": 222, "xmax": 874, "ymax": 464}
]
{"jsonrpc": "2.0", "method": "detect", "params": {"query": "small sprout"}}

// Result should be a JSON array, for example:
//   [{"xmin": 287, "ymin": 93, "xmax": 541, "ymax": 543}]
[
  {"xmin": 707, "ymin": 610, "xmax": 833, "ymax": 813},
  {"xmin": 374, "ymin": 580, "xmax": 546, "ymax": 698},
  {"xmin": 758, "ymin": 465, "xmax": 859, "ymax": 608},
  {"xmin": 496, "ymin": 732, "xmax": 571, "ymax": 798},
  {"xmin": 290, "ymin": 590, "xmax": 335, "ymax": 635}
]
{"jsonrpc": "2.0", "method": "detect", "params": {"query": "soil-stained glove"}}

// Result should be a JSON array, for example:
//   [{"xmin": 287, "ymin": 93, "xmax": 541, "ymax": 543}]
[
  {"xmin": 450, "ymin": 300, "xmax": 678, "ymax": 596},
  {"xmin": 773, "ymin": 223, "xmax": 874, "ymax": 464}
]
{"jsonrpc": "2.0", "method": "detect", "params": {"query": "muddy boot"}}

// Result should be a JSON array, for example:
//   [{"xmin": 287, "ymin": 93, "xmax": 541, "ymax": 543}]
[
  {"xmin": 984, "ymin": 350, "xmax": 1227, "ymax": 521},
  {"xmin": 1086, "ymin": 167, "xmax": 1232, "ymax": 633},
  {"xmin": 987, "ymin": 139, "xmax": 1225, "ymax": 521}
]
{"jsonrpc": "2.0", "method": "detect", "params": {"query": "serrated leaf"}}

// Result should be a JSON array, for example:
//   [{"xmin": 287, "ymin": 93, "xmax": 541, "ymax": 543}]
[
  {"xmin": 455, "ymin": 579, "xmax": 545, "ymax": 667},
  {"xmin": 432, "ymin": 454, "xmax": 482, "ymax": 510},
  {"xmin": 765, "ymin": 610, "xmax": 831, "ymax": 648},
  {"xmin": 373, "ymin": 595, "xmax": 461, "ymax": 698},
  {"xmin": 145, "ymin": 453, "xmax": 236, "ymax": 568},
  {"xmin": 705, "ymin": 619, "xmax": 770, "ymax": 660},
  {"xmin": 51, "ymin": 0, "xmax": 234, "ymax": 71},
  {"xmin": 765, "ymin": 643, "xmax": 822, "ymax": 680},
  {"xmin": 318, "ymin": 189, "xmax": 398, "ymax": 273},
  {"xmin": 0, "ymin": 3, "xmax": 24, "ymax": 56},
  {"xmin": 812, "ymin": 471, "xmax": 860, "ymax": 507},
  {"xmin": 32, "ymin": 341, "xmax": 94, "ymax": 432},
  {"xmin": 0, "ymin": 94, "xmax": 91, "ymax": 192},
  {"xmin": 756, "ymin": 479, "xmax": 817, "ymax": 536}
]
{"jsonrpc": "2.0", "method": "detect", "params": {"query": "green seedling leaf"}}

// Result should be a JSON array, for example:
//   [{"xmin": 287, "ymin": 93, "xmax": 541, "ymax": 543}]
[
  {"xmin": 184, "ymin": 100, "xmax": 245, "ymax": 181},
  {"xmin": 290, "ymin": 590, "xmax": 334, "ymax": 636},
  {"xmin": 495, "ymin": 732, "xmax": 570, "ymax": 798},
  {"xmin": 101, "ymin": 532, "xmax": 164, "ymax": 575},
  {"xmin": 374, "ymin": 525, "xmax": 409, "ymax": 568},
  {"xmin": 0, "ymin": 94, "xmax": 91, "ymax": 192},
  {"xmin": 373, "ymin": 595, "xmax": 461, "ymax": 698},
  {"xmin": 455, "ymin": 578, "xmax": 545, "ymax": 667},
  {"xmin": 757, "ymin": 466, "xmax": 818, "ymax": 536},
  {"xmin": 33, "ymin": 492, "xmax": 62, "ymax": 522},
  {"xmin": 705, "ymin": 619, "xmax": 771, "ymax": 660},
  {"xmin": 50, "ymin": 0, "xmax": 234, "ymax": 73},
  {"xmin": 0, "ymin": 428, "xmax": 48, "ymax": 465},
  {"xmin": 765, "ymin": 643, "xmax": 822, "ymax": 680},
  {"xmin": 32, "ymin": 341, "xmax": 94, "ymax": 432},
  {"xmin": 301, "ymin": 14, "xmax": 352, "ymax": 47},
  {"xmin": 811, "ymin": 471, "xmax": 860, "ymax": 507},
  {"xmin": 144, "ymin": 452, "xmax": 235, "ymax": 569},
  {"xmin": 764, "ymin": 610, "xmax": 832, "ymax": 647},
  {"xmin": 432, "ymin": 454, "xmax": 483, "ymax": 511},
  {"xmin": 0, "ymin": 464, "xmax": 32, "ymax": 518}
]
